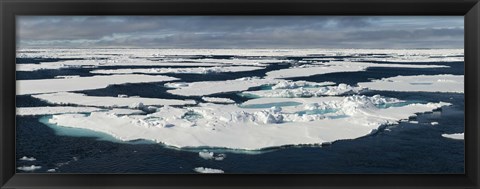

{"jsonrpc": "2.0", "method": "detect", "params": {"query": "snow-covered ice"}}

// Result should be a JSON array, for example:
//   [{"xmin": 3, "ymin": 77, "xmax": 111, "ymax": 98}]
[
  {"xmin": 45, "ymin": 95, "xmax": 450, "ymax": 150},
  {"xmin": 19, "ymin": 156, "xmax": 36, "ymax": 161},
  {"xmin": 242, "ymin": 83, "xmax": 364, "ymax": 98},
  {"xmin": 194, "ymin": 167, "xmax": 224, "ymax": 173},
  {"xmin": 358, "ymin": 75, "xmax": 463, "ymax": 93},
  {"xmin": 17, "ymin": 106, "xmax": 103, "ymax": 116},
  {"xmin": 202, "ymin": 97, "xmax": 235, "ymax": 104},
  {"xmin": 90, "ymin": 66, "xmax": 265, "ymax": 75},
  {"xmin": 442, "ymin": 133, "xmax": 464, "ymax": 140},
  {"xmin": 198, "ymin": 150, "xmax": 226, "ymax": 160},
  {"xmin": 265, "ymin": 61, "xmax": 448, "ymax": 79},
  {"xmin": 32, "ymin": 92, "xmax": 196, "ymax": 108},
  {"xmin": 166, "ymin": 77, "xmax": 280, "ymax": 96},
  {"xmin": 17, "ymin": 74, "xmax": 179, "ymax": 95},
  {"xmin": 17, "ymin": 165, "xmax": 42, "ymax": 171}
]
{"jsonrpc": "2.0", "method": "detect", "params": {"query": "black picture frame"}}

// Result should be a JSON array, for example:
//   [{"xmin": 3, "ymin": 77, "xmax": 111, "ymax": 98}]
[{"xmin": 1, "ymin": 0, "xmax": 479, "ymax": 188}]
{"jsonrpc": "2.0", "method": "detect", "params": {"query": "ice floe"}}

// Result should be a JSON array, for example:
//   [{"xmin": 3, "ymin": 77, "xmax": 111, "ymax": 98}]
[
  {"xmin": 198, "ymin": 150, "xmax": 226, "ymax": 161},
  {"xmin": 17, "ymin": 74, "xmax": 179, "ymax": 95},
  {"xmin": 32, "ymin": 92, "xmax": 196, "ymax": 108},
  {"xmin": 19, "ymin": 156, "xmax": 36, "ymax": 161},
  {"xmin": 17, "ymin": 165, "xmax": 42, "ymax": 171},
  {"xmin": 442, "ymin": 133, "xmax": 464, "ymax": 140},
  {"xmin": 430, "ymin": 122, "xmax": 439, "ymax": 126},
  {"xmin": 90, "ymin": 66, "xmax": 265, "ymax": 75},
  {"xmin": 45, "ymin": 95, "xmax": 450, "ymax": 150},
  {"xmin": 358, "ymin": 74, "xmax": 463, "ymax": 93},
  {"xmin": 17, "ymin": 106, "xmax": 103, "ymax": 116},
  {"xmin": 17, "ymin": 48, "xmax": 463, "ymax": 59},
  {"xmin": 265, "ymin": 61, "xmax": 449, "ymax": 79},
  {"xmin": 242, "ymin": 83, "xmax": 364, "ymax": 98},
  {"xmin": 166, "ymin": 77, "xmax": 280, "ymax": 96},
  {"xmin": 202, "ymin": 97, "xmax": 235, "ymax": 104},
  {"xmin": 194, "ymin": 167, "xmax": 224, "ymax": 173},
  {"xmin": 271, "ymin": 80, "xmax": 335, "ymax": 89}
]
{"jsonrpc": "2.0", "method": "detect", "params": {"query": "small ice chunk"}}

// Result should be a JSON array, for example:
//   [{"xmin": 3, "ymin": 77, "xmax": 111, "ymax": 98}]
[
  {"xmin": 270, "ymin": 106, "xmax": 282, "ymax": 113},
  {"xmin": 202, "ymin": 97, "xmax": 235, "ymax": 104},
  {"xmin": 47, "ymin": 169, "xmax": 56, "ymax": 172},
  {"xmin": 194, "ymin": 167, "xmax": 224, "ymax": 173},
  {"xmin": 442, "ymin": 133, "xmax": 464, "ymax": 140},
  {"xmin": 198, "ymin": 150, "xmax": 214, "ymax": 160},
  {"xmin": 198, "ymin": 150, "xmax": 226, "ymax": 161},
  {"xmin": 129, "ymin": 102, "xmax": 145, "ymax": 109},
  {"xmin": 17, "ymin": 165, "xmax": 42, "ymax": 171},
  {"xmin": 19, "ymin": 156, "xmax": 36, "ymax": 161},
  {"xmin": 430, "ymin": 122, "xmax": 439, "ymax": 125},
  {"xmin": 214, "ymin": 154, "xmax": 226, "ymax": 161},
  {"xmin": 409, "ymin": 121, "xmax": 419, "ymax": 124}
]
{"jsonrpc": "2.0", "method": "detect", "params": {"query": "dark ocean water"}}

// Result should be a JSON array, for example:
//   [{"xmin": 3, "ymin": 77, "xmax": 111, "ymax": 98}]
[{"xmin": 15, "ymin": 56, "xmax": 464, "ymax": 173}]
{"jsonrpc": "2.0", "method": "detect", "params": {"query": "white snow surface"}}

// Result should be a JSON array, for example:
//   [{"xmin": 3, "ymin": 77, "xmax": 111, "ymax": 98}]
[
  {"xmin": 46, "ymin": 95, "xmax": 450, "ymax": 150},
  {"xmin": 17, "ymin": 106, "xmax": 103, "ymax": 116},
  {"xmin": 17, "ymin": 165, "xmax": 42, "ymax": 171},
  {"xmin": 90, "ymin": 66, "xmax": 265, "ymax": 75},
  {"xmin": 194, "ymin": 167, "xmax": 224, "ymax": 173},
  {"xmin": 358, "ymin": 75, "xmax": 463, "ymax": 93},
  {"xmin": 198, "ymin": 150, "xmax": 226, "ymax": 160},
  {"xmin": 17, "ymin": 74, "xmax": 179, "ymax": 95},
  {"xmin": 442, "ymin": 133, "xmax": 464, "ymax": 140},
  {"xmin": 166, "ymin": 77, "xmax": 280, "ymax": 96},
  {"xmin": 243, "ymin": 83, "xmax": 363, "ymax": 98},
  {"xmin": 32, "ymin": 92, "xmax": 196, "ymax": 108},
  {"xmin": 202, "ymin": 97, "xmax": 235, "ymax": 104},
  {"xmin": 19, "ymin": 156, "xmax": 36, "ymax": 161},
  {"xmin": 265, "ymin": 61, "xmax": 448, "ymax": 79}
]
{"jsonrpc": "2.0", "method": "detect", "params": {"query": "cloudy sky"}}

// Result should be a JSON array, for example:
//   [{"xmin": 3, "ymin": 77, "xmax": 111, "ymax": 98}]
[{"xmin": 17, "ymin": 16, "xmax": 463, "ymax": 49}]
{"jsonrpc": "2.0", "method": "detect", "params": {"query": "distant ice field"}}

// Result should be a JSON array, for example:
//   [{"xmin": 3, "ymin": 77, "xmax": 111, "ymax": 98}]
[{"xmin": 16, "ymin": 49, "xmax": 464, "ymax": 173}]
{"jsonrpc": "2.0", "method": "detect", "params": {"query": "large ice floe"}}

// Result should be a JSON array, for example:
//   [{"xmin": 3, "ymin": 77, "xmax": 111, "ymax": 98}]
[
  {"xmin": 242, "ymin": 83, "xmax": 363, "ymax": 98},
  {"xmin": 166, "ymin": 77, "xmax": 280, "ymax": 96},
  {"xmin": 46, "ymin": 95, "xmax": 450, "ymax": 150},
  {"xmin": 90, "ymin": 66, "xmax": 265, "ymax": 75},
  {"xmin": 17, "ymin": 106, "xmax": 103, "ymax": 116},
  {"xmin": 32, "ymin": 92, "xmax": 196, "ymax": 108},
  {"xmin": 17, "ymin": 74, "xmax": 178, "ymax": 95},
  {"xmin": 358, "ymin": 74, "xmax": 463, "ymax": 93},
  {"xmin": 265, "ymin": 61, "xmax": 448, "ymax": 79}
]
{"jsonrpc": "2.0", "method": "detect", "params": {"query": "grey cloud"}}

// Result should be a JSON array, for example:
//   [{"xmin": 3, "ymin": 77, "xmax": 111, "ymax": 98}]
[{"xmin": 17, "ymin": 16, "xmax": 463, "ymax": 49}]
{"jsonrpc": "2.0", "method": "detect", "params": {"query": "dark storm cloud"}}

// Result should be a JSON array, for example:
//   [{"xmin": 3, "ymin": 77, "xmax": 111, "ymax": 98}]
[{"xmin": 17, "ymin": 16, "xmax": 463, "ymax": 49}]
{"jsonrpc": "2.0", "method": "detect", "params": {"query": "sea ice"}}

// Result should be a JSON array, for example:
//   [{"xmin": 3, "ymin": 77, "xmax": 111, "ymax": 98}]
[
  {"xmin": 202, "ymin": 97, "xmax": 236, "ymax": 104},
  {"xmin": 17, "ymin": 74, "xmax": 179, "ymax": 95},
  {"xmin": 16, "ymin": 106, "xmax": 103, "ymax": 116},
  {"xmin": 166, "ymin": 77, "xmax": 280, "ymax": 96},
  {"xmin": 19, "ymin": 156, "xmax": 36, "ymax": 161},
  {"xmin": 265, "ymin": 61, "xmax": 448, "ymax": 79},
  {"xmin": 46, "ymin": 95, "xmax": 449, "ymax": 150},
  {"xmin": 442, "ymin": 133, "xmax": 464, "ymax": 140},
  {"xmin": 358, "ymin": 74, "xmax": 463, "ymax": 93},
  {"xmin": 90, "ymin": 66, "xmax": 265, "ymax": 75},
  {"xmin": 17, "ymin": 165, "xmax": 42, "ymax": 171},
  {"xmin": 242, "ymin": 83, "xmax": 363, "ymax": 98},
  {"xmin": 32, "ymin": 92, "xmax": 196, "ymax": 108},
  {"xmin": 194, "ymin": 167, "xmax": 224, "ymax": 173}
]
